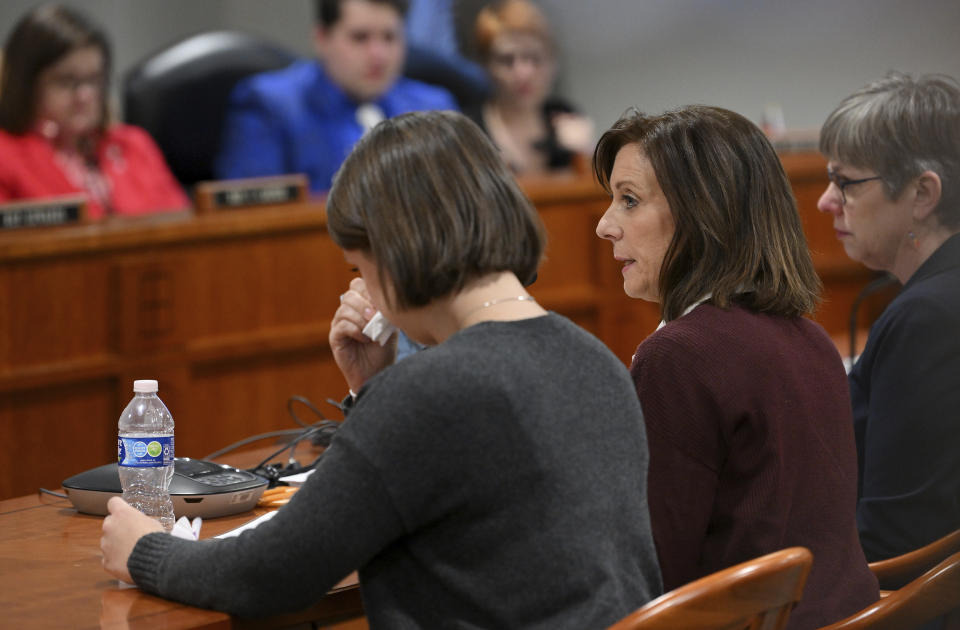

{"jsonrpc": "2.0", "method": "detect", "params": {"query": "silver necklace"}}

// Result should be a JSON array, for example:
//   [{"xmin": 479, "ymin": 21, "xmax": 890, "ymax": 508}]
[{"xmin": 464, "ymin": 295, "xmax": 536, "ymax": 318}]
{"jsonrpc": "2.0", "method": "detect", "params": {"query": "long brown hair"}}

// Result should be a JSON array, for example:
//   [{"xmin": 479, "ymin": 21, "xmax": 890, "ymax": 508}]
[
  {"xmin": 594, "ymin": 105, "xmax": 820, "ymax": 321},
  {"xmin": 0, "ymin": 4, "xmax": 111, "ymax": 135}
]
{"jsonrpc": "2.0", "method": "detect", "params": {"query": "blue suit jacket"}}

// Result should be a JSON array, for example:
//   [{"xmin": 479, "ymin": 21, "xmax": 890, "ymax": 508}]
[
  {"xmin": 214, "ymin": 60, "xmax": 457, "ymax": 193},
  {"xmin": 850, "ymin": 232, "xmax": 960, "ymax": 560}
]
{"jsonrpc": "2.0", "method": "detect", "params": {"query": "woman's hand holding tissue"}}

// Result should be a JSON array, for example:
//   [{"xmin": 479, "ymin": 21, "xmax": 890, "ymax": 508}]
[{"xmin": 330, "ymin": 277, "xmax": 397, "ymax": 393}]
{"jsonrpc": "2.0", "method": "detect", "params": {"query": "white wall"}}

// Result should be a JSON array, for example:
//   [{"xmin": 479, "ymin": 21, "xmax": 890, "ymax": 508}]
[
  {"xmin": 541, "ymin": 0, "xmax": 960, "ymax": 131},
  {"xmin": 2, "ymin": 0, "xmax": 959, "ymax": 133},
  {"xmin": 0, "ymin": 0, "xmax": 317, "ymax": 117}
]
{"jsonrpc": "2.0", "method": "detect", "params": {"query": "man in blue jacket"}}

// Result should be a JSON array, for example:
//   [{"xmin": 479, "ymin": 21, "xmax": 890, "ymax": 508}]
[{"xmin": 215, "ymin": 0, "xmax": 457, "ymax": 193}]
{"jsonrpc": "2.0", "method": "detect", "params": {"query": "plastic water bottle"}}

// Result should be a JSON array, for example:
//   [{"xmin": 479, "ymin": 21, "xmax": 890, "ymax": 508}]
[{"xmin": 118, "ymin": 379, "xmax": 175, "ymax": 530}]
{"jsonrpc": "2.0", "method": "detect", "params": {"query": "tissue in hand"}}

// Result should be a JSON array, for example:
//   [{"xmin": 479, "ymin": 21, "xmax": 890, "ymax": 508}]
[{"xmin": 362, "ymin": 311, "xmax": 397, "ymax": 346}]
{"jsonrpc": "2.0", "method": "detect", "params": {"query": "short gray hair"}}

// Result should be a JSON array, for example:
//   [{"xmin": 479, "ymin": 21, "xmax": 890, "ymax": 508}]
[{"xmin": 819, "ymin": 72, "xmax": 960, "ymax": 229}]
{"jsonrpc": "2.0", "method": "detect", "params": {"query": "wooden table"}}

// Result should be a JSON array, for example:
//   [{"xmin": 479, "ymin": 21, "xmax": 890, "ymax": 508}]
[{"xmin": 0, "ymin": 447, "xmax": 363, "ymax": 629}]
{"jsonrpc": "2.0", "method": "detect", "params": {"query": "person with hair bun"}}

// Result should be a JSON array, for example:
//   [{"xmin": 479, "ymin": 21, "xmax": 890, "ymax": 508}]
[
  {"xmin": 595, "ymin": 105, "xmax": 878, "ymax": 629},
  {"xmin": 0, "ymin": 4, "xmax": 187, "ymax": 219},
  {"xmin": 470, "ymin": 0, "xmax": 592, "ymax": 175}
]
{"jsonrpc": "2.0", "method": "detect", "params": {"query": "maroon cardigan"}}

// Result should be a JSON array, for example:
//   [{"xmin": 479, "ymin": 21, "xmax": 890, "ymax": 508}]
[{"xmin": 632, "ymin": 304, "xmax": 877, "ymax": 630}]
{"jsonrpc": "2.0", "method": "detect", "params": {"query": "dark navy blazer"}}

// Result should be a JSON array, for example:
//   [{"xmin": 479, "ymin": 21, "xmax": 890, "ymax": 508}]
[{"xmin": 850, "ymin": 232, "xmax": 960, "ymax": 560}]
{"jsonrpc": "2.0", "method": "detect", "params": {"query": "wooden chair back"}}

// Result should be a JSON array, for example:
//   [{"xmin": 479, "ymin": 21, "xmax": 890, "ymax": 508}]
[
  {"xmin": 818, "ymin": 550, "xmax": 960, "ymax": 630},
  {"xmin": 608, "ymin": 547, "xmax": 813, "ymax": 630},
  {"xmin": 869, "ymin": 528, "xmax": 960, "ymax": 590}
]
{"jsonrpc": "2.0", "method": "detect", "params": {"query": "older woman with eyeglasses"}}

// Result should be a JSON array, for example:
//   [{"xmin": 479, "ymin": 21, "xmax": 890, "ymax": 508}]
[
  {"xmin": 817, "ymin": 72, "xmax": 960, "ymax": 562},
  {"xmin": 0, "ymin": 4, "xmax": 187, "ymax": 218}
]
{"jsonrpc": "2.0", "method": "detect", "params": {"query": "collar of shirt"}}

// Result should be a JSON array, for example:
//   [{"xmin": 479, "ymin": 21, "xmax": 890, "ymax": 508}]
[{"xmin": 656, "ymin": 293, "xmax": 712, "ymax": 331}]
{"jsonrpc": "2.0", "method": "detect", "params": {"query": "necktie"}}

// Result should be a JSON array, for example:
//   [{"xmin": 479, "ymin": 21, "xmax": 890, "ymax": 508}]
[{"xmin": 356, "ymin": 103, "xmax": 386, "ymax": 135}]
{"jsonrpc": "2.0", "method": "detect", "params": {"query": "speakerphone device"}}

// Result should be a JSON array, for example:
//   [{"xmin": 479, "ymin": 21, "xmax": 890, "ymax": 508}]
[{"xmin": 62, "ymin": 457, "xmax": 268, "ymax": 518}]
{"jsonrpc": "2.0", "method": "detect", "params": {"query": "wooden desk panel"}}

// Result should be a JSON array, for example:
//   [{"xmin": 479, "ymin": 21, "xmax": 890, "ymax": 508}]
[
  {"xmin": 0, "ymin": 160, "xmax": 884, "ymax": 500},
  {"xmin": 0, "ymin": 206, "xmax": 351, "ymax": 500},
  {"xmin": 528, "ymin": 174, "xmax": 610, "ymax": 336},
  {"xmin": 3, "ymin": 256, "xmax": 113, "ymax": 368},
  {"xmin": 1, "ymin": 379, "xmax": 118, "ymax": 499}
]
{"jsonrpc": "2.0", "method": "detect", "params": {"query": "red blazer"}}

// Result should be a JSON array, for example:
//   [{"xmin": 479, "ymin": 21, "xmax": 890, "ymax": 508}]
[{"xmin": 0, "ymin": 124, "xmax": 189, "ymax": 219}]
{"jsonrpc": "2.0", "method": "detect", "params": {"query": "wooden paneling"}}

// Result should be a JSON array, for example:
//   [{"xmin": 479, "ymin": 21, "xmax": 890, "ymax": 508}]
[
  {"xmin": 0, "ymin": 158, "xmax": 885, "ymax": 499},
  {"xmin": 0, "ymin": 378, "xmax": 118, "ymax": 496},
  {"xmin": 0, "ymin": 205, "xmax": 350, "ymax": 500},
  {"xmin": 3, "ymin": 256, "xmax": 114, "ymax": 369},
  {"xmin": 528, "ymin": 175, "xmax": 609, "ymax": 335}
]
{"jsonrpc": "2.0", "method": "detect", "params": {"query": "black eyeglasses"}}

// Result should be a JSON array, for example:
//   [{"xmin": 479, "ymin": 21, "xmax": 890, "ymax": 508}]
[{"xmin": 827, "ymin": 170, "xmax": 883, "ymax": 205}]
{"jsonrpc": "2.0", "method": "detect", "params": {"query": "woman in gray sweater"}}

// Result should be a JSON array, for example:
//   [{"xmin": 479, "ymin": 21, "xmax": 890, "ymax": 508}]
[{"xmin": 101, "ymin": 110, "xmax": 662, "ymax": 629}]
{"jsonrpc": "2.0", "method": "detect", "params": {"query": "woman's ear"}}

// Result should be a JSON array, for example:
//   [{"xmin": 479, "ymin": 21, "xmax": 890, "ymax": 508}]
[{"xmin": 912, "ymin": 170, "xmax": 943, "ymax": 222}]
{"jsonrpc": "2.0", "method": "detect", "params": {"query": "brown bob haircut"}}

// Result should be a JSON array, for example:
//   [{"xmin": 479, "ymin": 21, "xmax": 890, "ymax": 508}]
[
  {"xmin": 594, "ymin": 105, "xmax": 820, "ymax": 322},
  {"xmin": 0, "ymin": 3, "xmax": 111, "ymax": 135},
  {"xmin": 326, "ymin": 110, "xmax": 545, "ymax": 310},
  {"xmin": 474, "ymin": 0, "xmax": 555, "ymax": 63}
]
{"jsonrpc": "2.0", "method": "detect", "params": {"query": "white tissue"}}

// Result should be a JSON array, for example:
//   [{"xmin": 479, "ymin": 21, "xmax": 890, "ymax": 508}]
[
  {"xmin": 117, "ymin": 516, "xmax": 202, "ymax": 588},
  {"xmin": 362, "ymin": 311, "xmax": 397, "ymax": 346},
  {"xmin": 171, "ymin": 516, "xmax": 202, "ymax": 541}
]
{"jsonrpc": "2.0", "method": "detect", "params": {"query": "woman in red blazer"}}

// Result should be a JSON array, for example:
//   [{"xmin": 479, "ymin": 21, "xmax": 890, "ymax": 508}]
[{"xmin": 0, "ymin": 4, "xmax": 188, "ymax": 219}]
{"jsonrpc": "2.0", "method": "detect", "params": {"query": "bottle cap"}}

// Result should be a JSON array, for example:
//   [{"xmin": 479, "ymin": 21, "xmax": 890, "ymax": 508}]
[{"xmin": 133, "ymin": 379, "xmax": 159, "ymax": 393}]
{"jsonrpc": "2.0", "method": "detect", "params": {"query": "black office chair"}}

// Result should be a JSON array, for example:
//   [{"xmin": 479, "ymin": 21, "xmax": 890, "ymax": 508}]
[
  {"xmin": 404, "ymin": 44, "xmax": 490, "ymax": 112},
  {"xmin": 123, "ymin": 30, "xmax": 298, "ymax": 189}
]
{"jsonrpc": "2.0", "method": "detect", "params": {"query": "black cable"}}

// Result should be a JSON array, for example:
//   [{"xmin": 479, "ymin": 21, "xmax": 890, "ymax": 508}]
[
  {"xmin": 203, "ymin": 395, "xmax": 341, "ymax": 483},
  {"xmin": 204, "ymin": 395, "xmax": 337, "ymax": 460},
  {"xmin": 203, "ymin": 428, "xmax": 306, "ymax": 461},
  {"xmin": 38, "ymin": 488, "xmax": 68, "ymax": 499},
  {"xmin": 848, "ymin": 272, "xmax": 899, "ymax": 363},
  {"xmin": 254, "ymin": 446, "xmax": 329, "ymax": 488},
  {"xmin": 287, "ymin": 395, "xmax": 328, "ymax": 428},
  {"xmin": 249, "ymin": 422, "xmax": 340, "ymax": 474}
]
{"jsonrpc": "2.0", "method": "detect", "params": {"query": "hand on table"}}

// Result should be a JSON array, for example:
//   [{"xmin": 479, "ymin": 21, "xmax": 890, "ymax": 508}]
[
  {"xmin": 329, "ymin": 277, "xmax": 396, "ymax": 393},
  {"xmin": 101, "ymin": 496, "xmax": 164, "ymax": 584}
]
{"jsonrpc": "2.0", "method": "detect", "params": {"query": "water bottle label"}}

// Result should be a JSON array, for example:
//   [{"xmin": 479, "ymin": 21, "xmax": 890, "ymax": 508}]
[{"xmin": 118, "ymin": 436, "xmax": 174, "ymax": 467}]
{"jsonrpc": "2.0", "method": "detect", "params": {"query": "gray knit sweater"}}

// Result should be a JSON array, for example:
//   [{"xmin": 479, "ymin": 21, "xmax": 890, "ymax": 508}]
[{"xmin": 128, "ymin": 313, "xmax": 662, "ymax": 628}]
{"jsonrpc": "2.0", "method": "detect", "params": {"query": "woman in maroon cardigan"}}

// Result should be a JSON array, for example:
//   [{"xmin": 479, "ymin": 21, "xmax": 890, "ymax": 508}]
[
  {"xmin": 0, "ymin": 4, "xmax": 187, "ymax": 219},
  {"xmin": 593, "ymin": 105, "xmax": 878, "ymax": 630}
]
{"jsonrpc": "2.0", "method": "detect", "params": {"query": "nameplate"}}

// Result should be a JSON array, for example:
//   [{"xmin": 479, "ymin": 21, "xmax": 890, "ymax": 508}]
[
  {"xmin": 214, "ymin": 185, "xmax": 300, "ymax": 208},
  {"xmin": 0, "ymin": 196, "xmax": 87, "ymax": 230},
  {"xmin": 194, "ymin": 175, "xmax": 308, "ymax": 213}
]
